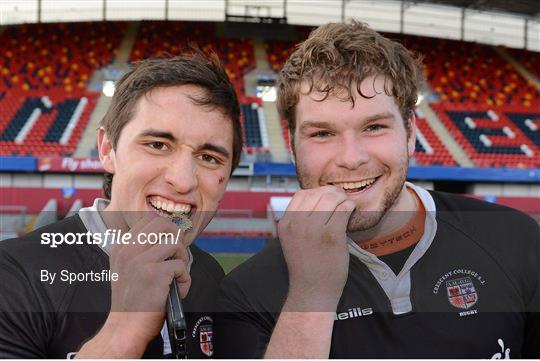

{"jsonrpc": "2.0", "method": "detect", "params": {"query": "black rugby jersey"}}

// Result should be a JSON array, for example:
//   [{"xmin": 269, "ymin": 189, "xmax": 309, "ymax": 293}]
[
  {"xmin": 0, "ymin": 214, "xmax": 224, "ymax": 358},
  {"xmin": 214, "ymin": 190, "xmax": 540, "ymax": 358}
]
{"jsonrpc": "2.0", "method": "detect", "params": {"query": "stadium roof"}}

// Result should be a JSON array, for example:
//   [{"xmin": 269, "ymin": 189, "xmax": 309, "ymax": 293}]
[
  {"xmin": 417, "ymin": 0, "xmax": 540, "ymax": 17},
  {"xmin": 1, "ymin": 0, "xmax": 538, "ymax": 50}
]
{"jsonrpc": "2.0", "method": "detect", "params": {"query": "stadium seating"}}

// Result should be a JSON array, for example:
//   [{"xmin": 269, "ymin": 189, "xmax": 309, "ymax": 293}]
[
  {"xmin": 280, "ymin": 118, "xmax": 291, "ymax": 152},
  {"xmin": 507, "ymin": 47, "xmax": 540, "ymax": 79},
  {"xmin": 391, "ymin": 34, "xmax": 539, "ymax": 167},
  {"xmin": 241, "ymin": 103, "xmax": 263, "ymax": 147},
  {"xmin": 264, "ymin": 26, "xmax": 312, "ymax": 71},
  {"xmin": 239, "ymin": 97, "xmax": 270, "ymax": 157},
  {"xmin": 0, "ymin": 22, "xmax": 126, "ymax": 156},
  {"xmin": 414, "ymin": 116, "xmax": 456, "ymax": 166},
  {"xmin": 392, "ymin": 33, "xmax": 540, "ymax": 108},
  {"xmin": 431, "ymin": 103, "xmax": 539, "ymax": 168},
  {"xmin": 265, "ymin": 39, "xmax": 296, "ymax": 72},
  {"xmin": 0, "ymin": 88, "xmax": 98, "ymax": 157},
  {"xmin": 506, "ymin": 112, "xmax": 540, "ymax": 148},
  {"xmin": 1, "ymin": 20, "xmax": 538, "ymax": 168},
  {"xmin": 130, "ymin": 21, "xmax": 255, "ymax": 97}
]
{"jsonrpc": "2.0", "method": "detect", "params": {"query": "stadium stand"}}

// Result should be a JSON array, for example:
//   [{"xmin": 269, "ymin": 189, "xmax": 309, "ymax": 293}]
[
  {"xmin": 0, "ymin": 20, "xmax": 538, "ymax": 167},
  {"xmin": 414, "ymin": 115, "xmax": 456, "ymax": 166},
  {"xmin": 239, "ymin": 97, "xmax": 270, "ymax": 158},
  {"xmin": 0, "ymin": 22, "xmax": 126, "ymax": 156},
  {"xmin": 241, "ymin": 102, "xmax": 263, "ymax": 147},
  {"xmin": 280, "ymin": 118, "xmax": 291, "ymax": 152},
  {"xmin": 393, "ymin": 34, "xmax": 540, "ymax": 107},
  {"xmin": 395, "ymin": 34, "xmax": 540, "ymax": 168},
  {"xmin": 240, "ymin": 98, "xmax": 270, "ymax": 153},
  {"xmin": 265, "ymin": 39, "xmax": 296, "ymax": 72},
  {"xmin": 264, "ymin": 26, "xmax": 313, "ymax": 72},
  {"xmin": 431, "ymin": 103, "xmax": 539, "ymax": 168},
  {"xmin": 507, "ymin": 47, "xmax": 540, "ymax": 79},
  {"xmin": 130, "ymin": 21, "xmax": 255, "ymax": 97}
]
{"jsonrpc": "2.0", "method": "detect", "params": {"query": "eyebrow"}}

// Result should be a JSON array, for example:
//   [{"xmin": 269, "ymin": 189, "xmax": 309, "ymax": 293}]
[
  {"xmin": 139, "ymin": 129, "xmax": 177, "ymax": 142},
  {"xmin": 299, "ymin": 121, "xmax": 334, "ymax": 132},
  {"xmin": 363, "ymin": 112, "xmax": 396, "ymax": 123},
  {"xmin": 200, "ymin": 143, "xmax": 231, "ymax": 160},
  {"xmin": 299, "ymin": 112, "xmax": 396, "ymax": 131},
  {"xmin": 139, "ymin": 129, "xmax": 230, "ymax": 159}
]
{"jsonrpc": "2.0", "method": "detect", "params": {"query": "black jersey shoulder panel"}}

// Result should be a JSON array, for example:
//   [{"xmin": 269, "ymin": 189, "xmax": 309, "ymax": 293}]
[
  {"xmin": 429, "ymin": 191, "xmax": 539, "ymax": 307},
  {"xmin": 190, "ymin": 244, "xmax": 225, "ymax": 284},
  {"xmin": 0, "ymin": 215, "xmax": 107, "ymax": 313},
  {"xmin": 217, "ymin": 239, "xmax": 288, "ymax": 314},
  {"xmin": 183, "ymin": 244, "xmax": 225, "ymax": 313}
]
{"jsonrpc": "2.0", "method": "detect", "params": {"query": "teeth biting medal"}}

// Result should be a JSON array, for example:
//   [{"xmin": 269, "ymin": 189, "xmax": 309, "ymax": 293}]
[{"xmin": 172, "ymin": 213, "xmax": 192, "ymax": 231}]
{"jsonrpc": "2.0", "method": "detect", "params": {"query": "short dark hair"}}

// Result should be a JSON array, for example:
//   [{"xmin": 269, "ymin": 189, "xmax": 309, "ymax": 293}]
[
  {"xmin": 277, "ymin": 21, "xmax": 423, "ymax": 146},
  {"xmin": 100, "ymin": 50, "xmax": 241, "ymax": 199}
]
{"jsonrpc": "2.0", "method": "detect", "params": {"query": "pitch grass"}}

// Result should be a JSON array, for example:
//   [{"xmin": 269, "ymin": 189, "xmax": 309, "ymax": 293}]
[{"xmin": 213, "ymin": 253, "xmax": 253, "ymax": 274}]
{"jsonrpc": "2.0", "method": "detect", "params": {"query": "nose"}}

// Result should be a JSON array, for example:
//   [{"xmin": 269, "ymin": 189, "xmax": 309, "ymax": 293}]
[
  {"xmin": 163, "ymin": 152, "xmax": 198, "ymax": 194},
  {"xmin": 334, "ymin": 134, "xmax": 370, "ymax": 170}
]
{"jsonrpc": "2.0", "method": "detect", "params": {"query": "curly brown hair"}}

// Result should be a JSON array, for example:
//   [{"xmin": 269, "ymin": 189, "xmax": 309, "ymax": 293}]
[
  {"xmin": 100, "ymin": 50, "xmax": 241, "ymax": 200},
  {"xmin": 277, "ymin": 21, "xmax": 423, "ymax": 147}
]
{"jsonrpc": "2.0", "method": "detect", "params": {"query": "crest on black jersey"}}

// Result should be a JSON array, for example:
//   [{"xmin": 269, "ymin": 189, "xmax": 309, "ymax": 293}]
[{"xmin": 446, "ymin": 276, "xmax": 478, "ymax": 309}]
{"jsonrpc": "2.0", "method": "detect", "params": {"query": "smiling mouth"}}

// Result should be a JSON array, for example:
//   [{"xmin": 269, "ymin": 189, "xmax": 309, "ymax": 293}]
[
  {"xmin": 147, "ymin": 195, "xmax": 194, "ymax": 224},
  {"xmin": 331, "ymin": 176, "xmax": 380, "ymax": 193}
]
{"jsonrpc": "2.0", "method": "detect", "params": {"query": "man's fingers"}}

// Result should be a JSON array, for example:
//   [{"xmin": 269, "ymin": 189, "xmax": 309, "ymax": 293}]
[
  {"xmin": 113, "ymin": 216, "xmax": 182, "ymax": 259},
  {"xmin": 327, "ymin": 199, "xmax": 356, "ymax": 230},
  {"xmin": 280, "ymin": 190, "xmax": 318, "ymax": 233},
  {"xmin": 284, "ymin": 189, "xmax": 311, "ymax": 212},
  {"xmin": 286, "ymin": 185, "xmax": 330, "ymax": 212},
  {"xmin": 138, "ymin": 216, "xmax": 179, "ymax": 239},
  {"xmin": 128, "ymin": 212, "xmax": 159, "ymax": 237},
  {"xmin": 160, "ymin": 259, "xmax": 192, "ymax": 299},
  {"xmin": 312, "ymin": 188, "xmax": 348, "ymax": 223},
  {"xmin": 286, "ymin": 185, "xmax": 343, "ymax": 214},
  {"xmin": 109, "ymin": 213, "xmax": 157, "ymax": 255},
  {"xmin": 173, "ymin": 240, "xmax": 190, "ymax": 263},
  {"xmin": 140, "ymin": 241, "xmax": 189, "ymax": 263},
  {"xmin": 280, "ymin": 186, "xmax": 350, "ymax": 237}
]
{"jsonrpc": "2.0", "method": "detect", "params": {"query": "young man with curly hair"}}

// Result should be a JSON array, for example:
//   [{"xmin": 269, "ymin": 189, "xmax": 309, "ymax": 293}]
[{"xmin": 214, "ymin": 21, "xmax": 539, "ymax": 358}]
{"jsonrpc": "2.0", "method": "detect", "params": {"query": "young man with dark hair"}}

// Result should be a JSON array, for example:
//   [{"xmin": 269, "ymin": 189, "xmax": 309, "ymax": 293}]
[
  {"xmin": 214, "ymin": 21, "xmax": 540, "ymax": 358},
  {"xmin": 0, "ymin": 52, "xmax": 242, "ymax": 358}
]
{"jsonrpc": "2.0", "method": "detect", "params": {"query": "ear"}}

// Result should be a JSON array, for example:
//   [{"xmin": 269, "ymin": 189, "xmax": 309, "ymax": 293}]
[
  {"xmin": 407, "ymin": 112, "xmax": 417, "ymax": 158},
  {"xmin": 97, "ymin": 127, "xmax": 116, "ymax": 174}
]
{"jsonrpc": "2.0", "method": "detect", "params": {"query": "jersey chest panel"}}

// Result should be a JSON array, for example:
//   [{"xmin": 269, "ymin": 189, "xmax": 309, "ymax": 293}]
[{"xmin": 330, "ymin": 223, "xmax": 526, "ymax": 358}]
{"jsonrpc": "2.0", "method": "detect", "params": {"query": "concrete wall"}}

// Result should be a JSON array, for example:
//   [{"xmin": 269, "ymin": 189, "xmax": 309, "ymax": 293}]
[{"xmin": 472, "ymin": 183, "xmax": 540, "ymax": 197}]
